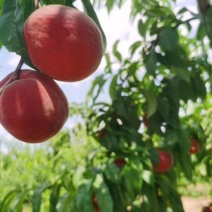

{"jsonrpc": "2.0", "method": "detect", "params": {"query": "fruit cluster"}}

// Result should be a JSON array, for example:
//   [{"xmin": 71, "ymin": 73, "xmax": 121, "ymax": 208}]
[{"xmin": 0, "ymin": 5, "xmax": 103, "ymax": 143}]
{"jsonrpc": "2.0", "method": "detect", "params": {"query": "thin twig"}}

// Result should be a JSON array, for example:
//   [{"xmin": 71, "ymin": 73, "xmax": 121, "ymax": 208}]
[
  {"xmin": 0, "ymin": 58, "xmax": 24, "ymax": 95},
  {"xmin": 174, "ymin": 17, "xmax": 198, "ymax": 29},
  {"xmin": 34, "ymin": 0, "xmax": 39, "ymax": 10},
  {"xmin": 10, "ymin": 58, "xmax": 24, "ymax": 81}
]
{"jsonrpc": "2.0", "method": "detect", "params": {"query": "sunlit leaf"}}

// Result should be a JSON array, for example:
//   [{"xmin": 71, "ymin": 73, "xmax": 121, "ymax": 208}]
[
  {"xmin": 143, "ymin": 89, "xmax": 157, "ymax": 117},
  {"xmin": 75, "ymin": 180, "xmax": 93, "ymax": 212},
  {"xmin": 109, "ymin": 74, "xmax": 118, "ymax": 100},
  {"xmin": 205, "ymin": 7, "xmax": 212, "ymax": 47},
  {"xmin": 32, "ymin": 182, "xmax": 50, "ymax": 212},
  {"xmin": 144, "ymin": 46, "xmax": 157, "ymax": 75},
  {"xmin": 81, "ymin": 0, "xmax": 107, "ymax": 50},
  {"xmin": 159, "ymin": 27, "xmax": 179, "ymax": 52},
  {"xmin": 113, "ymin": 40, "xmax": 122, "ymax": 62},
  {"xmin": 93, "ymin": 174, "xmax": 113, "ymax": 212},
  {"xmin": 0, "ymin": 0, "xmax": 34, "ymax": 66}
]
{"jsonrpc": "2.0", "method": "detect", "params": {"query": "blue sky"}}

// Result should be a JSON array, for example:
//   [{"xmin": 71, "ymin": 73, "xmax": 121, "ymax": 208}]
[{"xmin": 0, "ymin": 0, "xmax": 197, "ymax": 146}]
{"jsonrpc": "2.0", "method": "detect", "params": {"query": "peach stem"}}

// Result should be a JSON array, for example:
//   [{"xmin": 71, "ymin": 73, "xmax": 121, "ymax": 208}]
[
  {"xmin": 34, "ymin": 0, "xmax": 39, "ymax": 10},
  {"xmin": 0, "ymin": 58, "xmax": 24, "ymax": 95}
]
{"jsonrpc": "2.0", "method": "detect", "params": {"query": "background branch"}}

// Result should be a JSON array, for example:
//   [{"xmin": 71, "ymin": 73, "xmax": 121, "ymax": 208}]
[{"xmin": 197, "ymin": 0, "xmax": 210, "ymax": 15}]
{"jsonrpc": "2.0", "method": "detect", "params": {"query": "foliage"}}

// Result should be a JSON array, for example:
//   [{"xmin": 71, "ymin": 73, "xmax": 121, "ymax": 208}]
[{"xmin": 0, "ymin": 0, "xmax": 212, "ymax": 211}]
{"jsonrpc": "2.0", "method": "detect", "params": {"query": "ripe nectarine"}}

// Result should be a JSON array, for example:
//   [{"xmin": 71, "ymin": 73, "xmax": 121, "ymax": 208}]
[
  {"xmin": 93, "ymin": 196, "xmax": 100, "ymax": 212},
  {"xmin": 24, "ymin": 5, "xmax": 104, "ymax": 82},
  {"xmin": 0, "ymin": 70, "xmax": 69, "ymax": 143},
  {"xmin": 189, "ymin": 138, "xmax": 200, "ymax": 154},
  {"xmin": 98, "ymin": 127, "xmax": 106, "ymax": 139},
  {"xmin": 202, "ymin": 206, "xmax": 212, "ymax": 212},
  {"xmin": 152, "ymin": 150, "xmax": 173, "ymax": 173},
  {"xmin": 143, "ymin": 113, "xmax": 149, "ymax": 128},
  {"xmin": 114, "ymin": 158, "xmax": 126, "ymax": 168}
]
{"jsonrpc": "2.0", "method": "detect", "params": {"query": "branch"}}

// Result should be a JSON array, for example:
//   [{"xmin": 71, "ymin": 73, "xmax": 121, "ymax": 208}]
[
  {"xmin": 197, "ymin": 0, "xmax": 210, "ymax": 15},
  {"xmin": 34, "ymin": 0, "xmax": 39, "ymax": 10}
]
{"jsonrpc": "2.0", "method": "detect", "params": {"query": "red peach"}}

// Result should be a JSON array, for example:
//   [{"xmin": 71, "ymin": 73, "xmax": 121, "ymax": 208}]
[
  {"xmin": 24, "ymin": 5, "xmax": 103, "ymax": 82},
  {"xmin": 114, "ymin": 158, "xmax": 126, "ymax": 168},
  {"xmin": 152, "ymin": 150, "xmax": 173, "ymax": 173},
  {"xmin": 93, "ymin": 196, "xmax": 100, "ymax": 212},
  {"xmin": 143, "ymin": 113, "xmax": 149, "ymax": 128},
  {"xmin": 202, "ymin": 206, "xmax": 212, "ymax": 212},
  {"xmin": 98, "ymin": 128, "xmax": 106, "ymax": 139},
  {"xmin": 0, "ymin": 70, "xmax": 69, "ymax": 143},
  {"xmin": 189, "ymin": 138, "xmax": 200, "ymax": 154}
]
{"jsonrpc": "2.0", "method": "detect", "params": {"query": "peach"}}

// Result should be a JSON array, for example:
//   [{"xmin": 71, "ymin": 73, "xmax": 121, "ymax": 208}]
[
  {"xmin": 189, "ymin": 138, "xmax": 200, "ymax": 154},
  {"xmin": 24, "ymin": 5, "xmax": 104, "ymax": 82},
  {"xmin": 152, "ymin": 150, "xmax": 173, "ymax": 173},
  {"xmin": 114, "ymin": 158, "xmax": 126, "ymax": 168},
  {"xmin": 0, "ymin": 69, "xmax": 69, "ymax": 143}
]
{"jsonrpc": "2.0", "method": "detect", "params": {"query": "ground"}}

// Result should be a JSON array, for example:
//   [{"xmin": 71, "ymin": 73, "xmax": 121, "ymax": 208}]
[{"xmin": 182, "ymin": 196, "xmax": 211, "ymax": 212}]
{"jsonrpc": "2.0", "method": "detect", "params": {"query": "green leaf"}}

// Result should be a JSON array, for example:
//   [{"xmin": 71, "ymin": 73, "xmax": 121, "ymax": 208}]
[
  {"xmin": 177, "ymin": 127, "xmax": 190, "ymax": 155},
  {"xmin": 112, "ymin": 96, "xmax": 141, "ymax": 130},
  {"xmin": 113, "ymin": 40, "xmax": 122, "ymax": 62},
  {"xmin": 50, "ymin": 184, "xmax": 62, "ymax": 212},
  {"xmin": 44, "ymin": 0, "xmax": 66, "ymax": 4},
  {"xmin": 57, "ymin": 193, "xmax": 74, "ymax": 212},
  {"xmin": 128, "ymin": 61, "xmax": 139, "ymax": 76},
  {"xmin": 0, "ymin": 0, "xmax": 4, "ymax": 14},
  {"xmin": 157, "ymin": 97, "xmax": 169, "ymax": 122},
  {"xmin": 205, "ymin": 7, "xmax": 212, "ymax": 46},
  {"xmin": 178, "ymin": 152, "xmax": 192, "ymax": 180},
  {"xmin": 32, "ymin": 182, "xmax": 50, "ymax": 212},
  {"xmin": 106, "ymin": 0, "xmax": 115, "ymax": 13},
  {"xmin": 15, "ymin": 0, "xmax": 35, "ymax": 67},
  {"xmin": 0, "ymin": 0, "xmax": 34, "ymax": 66},
  {"xmin": 86, "ymin": 74, "xmax": 106, "ymax": 104},
  {"xmin": 0, "ymin": 189, "xmax": 20, "ymax": 211},
  {"xmin": 65, "ymin": 0, "xmax": 76, "ymax": 7},
  {"xmin": 93, "ymin": 174, "xmax": 113, "ymax": 212},
  {"xmin": 75, "ymin": 180, "xmax": 93, "ymax": 212},
  {"xmin": 172, "ymin": 67, "xmax": 190, "ymax": 82},
  {"xmin": 121, "ymin": 160, "xmax": 143, "ymax": 199},
  {"xmin": 72, "ymin": 166, "xmax": 86, "ymax": 188},
  {"xmin": 159, "ymin": 27, "xmax": 179, "ymax": 52},
  {"xmin": 177, "ymin": 7, "xmax": 188, "ymax": 14},
  {"xmin": 109, "ymin": 74, "xmax": 118, "ymax": 100},
  {"xmin": 0, "ymin": 0, "xmax": 22, "ymax": 52},
  {"xmin": 138, "ymin": 19, "xmax": 146, "ymax": 38},
  {"xmin": 158, "ymin": 52, "xmax": 188, "ymax": 68},
  {"xmin": 177, "ymin": 79, "xmax": 194, "ymax": 102},
  {"xmin": 105, "ymin": 53, "xmax": 112, "ymax": 72},
  {"xmin": 129, "ymin": 41, "xmax": 141, "ymax": 56},
  {"xmin": 143, "ymin": 89, "xmax": 157, "ymax": 117},
  {"xmin": 169, "ymin": 187, "xmax": 184, "ymax": 212},
  {"xmin": 142, "ymin": 183, "xmax": 160, "ymax": 212},
  {"xmin": 103, "ymin": 163, "xmax": 121, "ymax": 183},
  {"xmin": 142, "ymin": 170, "xmax": 154, "ymax": 184},
  {"xmin": 147, "ymin": 6, "xmax": 174, "ymax": 18},
  {"xmin": 19, "ymin": 0, "xmax": 35, "ymax": 20},
  {"xmin": 13, "ymin": 189, "xmax": 31, "ymax": 212},
  {"xmin": 81, "ymin": 0, "xmax": 107, "ymax": 50},
  {"xmin": 144, "ymin": 47, "xmax": 157, "ymax": 75},
  {"xmin": 191, "ymin": 71, "xmax": 206, "ymax": 100},
  {"xmin": 196, "ymin": 21, "xmax": 206, "ymax": 41}
]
